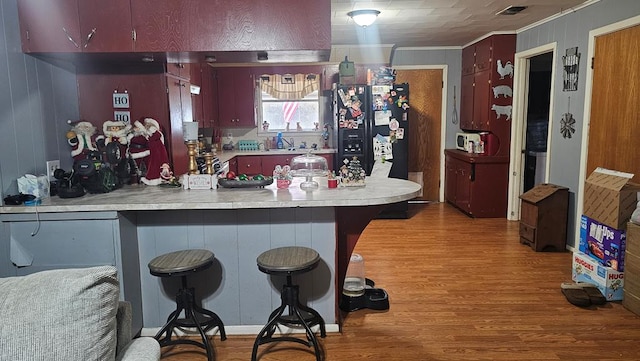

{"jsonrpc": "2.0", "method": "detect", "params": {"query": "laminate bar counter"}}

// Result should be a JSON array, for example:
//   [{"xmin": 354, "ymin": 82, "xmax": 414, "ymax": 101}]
[{"xmin": 0, "ymin": 177, "xmax": 420, "ymax": 335}]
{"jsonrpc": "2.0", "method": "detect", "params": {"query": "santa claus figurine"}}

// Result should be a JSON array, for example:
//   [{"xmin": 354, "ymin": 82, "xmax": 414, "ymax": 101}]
[
  {"xmin": 67, "ymin": 121, "xmax": 98, "ymax": 161},
  {"xmin": 127, "ymin": 120, "xmax": 150, "ymax": 178},
  {"xmin": 140, "ymin": 118, "xmax": 172, "ymax": 186},
  {"xmin": 100, "ymin": 120, "xmax": 131, "ymax": 147}
]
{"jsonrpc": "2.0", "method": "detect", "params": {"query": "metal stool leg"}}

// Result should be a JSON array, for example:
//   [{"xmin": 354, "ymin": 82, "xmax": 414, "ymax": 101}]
[
  {"xmin": 251, "ymin": 277, "xmax": 325, "ymax": 361},
  {"xmin": 155, "ymin": 276, "xmax": 226, "ymax": 361}
]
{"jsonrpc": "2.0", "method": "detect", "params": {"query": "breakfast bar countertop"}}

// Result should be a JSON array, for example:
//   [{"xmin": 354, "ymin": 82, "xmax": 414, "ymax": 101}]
[{"xmin": 0, "ymin": 177, "xmax": 421, "ymax": 214}]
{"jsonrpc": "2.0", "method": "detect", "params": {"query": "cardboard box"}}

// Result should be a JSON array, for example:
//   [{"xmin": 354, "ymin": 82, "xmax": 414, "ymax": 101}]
[
  {"xmin": 626, "ymin": 222, "xmax": 640, "ymax": 256},
  {"xmin": 579, "ymin": 215, "xmax": 626, "ymax": 271},
  {"xmin": 623, "ymin": 250, "xmax": 640, "ymax": 296},
  {"xmin": 623, "ymin": 290, "xmax": 640, "ymax": 316},
  {"xmin": 583, "ymin": 167, "xmax": 640, "ymax": 230},
  {"xmin": 572, "ymin": 251, "xmax": 624, "ymax": 301}
]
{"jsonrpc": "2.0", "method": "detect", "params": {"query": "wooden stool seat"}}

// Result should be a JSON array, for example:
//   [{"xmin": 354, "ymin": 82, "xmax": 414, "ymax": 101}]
[
  {"xmin": 148, "ymin": 249, "xmax": 214, "ymax": 277},
  {"xmin": 148, "ymin": 249, "xmax": 225, "ymax": 361},
  {"xmin": 252, "ymin": 246, "xmax": 326, "ymax": 361},
  {"xmin": 257, "ymin": 246, "xmax": 320, "ymax": 274}
]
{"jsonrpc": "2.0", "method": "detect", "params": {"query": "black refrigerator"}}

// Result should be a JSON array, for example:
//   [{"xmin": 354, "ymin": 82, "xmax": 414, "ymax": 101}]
[{"xmin": 332, "ymin": 83, "xmax": 410, "ymax": 218}]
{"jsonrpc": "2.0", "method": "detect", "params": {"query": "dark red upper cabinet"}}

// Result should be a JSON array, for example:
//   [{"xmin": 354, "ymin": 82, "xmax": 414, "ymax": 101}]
[
  {"xmin": 18, "ymin": 0, "xmax": 81, "ymax": 53},
  {"xmin": 78, "ymin": 0, "xmax": 133, "ymax": 52},
  {"xmin": 189, "ymin": 0, "xmax": 331, "ymax": 53},
  {"xmin": 131, "ymin": 0, "xmax": 191, "ymax": 52},
  {"xmin": 18, "ymin": 0, "xmax": 133, "ymax": 53}
]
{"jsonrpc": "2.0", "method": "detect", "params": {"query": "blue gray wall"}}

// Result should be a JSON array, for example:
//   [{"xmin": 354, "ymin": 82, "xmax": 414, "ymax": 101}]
[
  {"xmin": 390, "ymin": 0, "xmax": 639, "ymax": 247},
  {"xmin": 0, "ymin": 0, "xmax": 78, "ymax": 198},
  {"xmin": 0, "ymin": 0, "xmax": 79, "ymax": 275},
  {"xmin": 518, "ymin": 0, "xmax": 640, "ymax": 246}
]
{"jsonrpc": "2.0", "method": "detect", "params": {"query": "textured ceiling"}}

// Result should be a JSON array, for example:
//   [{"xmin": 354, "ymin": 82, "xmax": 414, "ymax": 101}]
[{"xmin": 331, "ymin": 0, "xmax": 593, "ymax": 47}]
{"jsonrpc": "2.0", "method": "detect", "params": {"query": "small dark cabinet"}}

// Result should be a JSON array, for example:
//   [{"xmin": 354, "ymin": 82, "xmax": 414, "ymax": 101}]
[{"xmin": 519, "ymin": 183, "xmax": 569, "ymax": 252}]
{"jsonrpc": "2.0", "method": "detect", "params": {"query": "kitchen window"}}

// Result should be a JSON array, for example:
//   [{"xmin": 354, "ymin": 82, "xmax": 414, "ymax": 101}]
[{"xmin": 257, "ymin": 73, "xmax": 321, "ymax": 134}]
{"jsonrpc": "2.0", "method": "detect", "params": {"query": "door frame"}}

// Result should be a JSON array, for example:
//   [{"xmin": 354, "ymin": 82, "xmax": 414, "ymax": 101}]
[
  {"xmin": 574, "ymin": 15, "xmax": 640, "ymax": 242},
  {"xmin": 507, "ymin": 43, "xmax": 558, "ymax": 221},
  {"xmin": 393, "ymin": 65, "xmax": 448, "ymax": 202}
]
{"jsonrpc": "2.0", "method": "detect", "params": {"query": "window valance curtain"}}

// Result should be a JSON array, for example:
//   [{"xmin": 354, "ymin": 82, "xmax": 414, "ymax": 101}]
[{"xmin": 259, "ymin": 74, "xmax": 319, "ymax": 100}]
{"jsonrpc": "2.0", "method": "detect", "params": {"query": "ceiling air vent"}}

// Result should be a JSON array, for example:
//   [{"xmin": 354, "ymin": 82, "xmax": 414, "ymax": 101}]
[{"xmin": 496, "ymin": 6, "xmax": 528, "ymax": 15}]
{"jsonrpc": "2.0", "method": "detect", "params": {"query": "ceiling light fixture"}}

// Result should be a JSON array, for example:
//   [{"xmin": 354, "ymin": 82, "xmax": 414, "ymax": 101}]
[{"xmin": 347, "ymin": 9, "xmax": 380, "ymax": 27}]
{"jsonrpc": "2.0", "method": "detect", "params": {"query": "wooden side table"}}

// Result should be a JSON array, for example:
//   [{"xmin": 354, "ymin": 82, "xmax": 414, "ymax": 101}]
[{"xmin": 519, "ymin": 183, "xmax": 569, "ymax": 251}]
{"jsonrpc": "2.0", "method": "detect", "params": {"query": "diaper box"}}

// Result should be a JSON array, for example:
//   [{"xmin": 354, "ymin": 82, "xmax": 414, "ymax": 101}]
[
  {"xmin": 572, "ymin": 251, "xmax": 624, "ymax": 301},
  {"xmin": 579, "ymin": 215, "xmax": 626, "ymax": 271}
]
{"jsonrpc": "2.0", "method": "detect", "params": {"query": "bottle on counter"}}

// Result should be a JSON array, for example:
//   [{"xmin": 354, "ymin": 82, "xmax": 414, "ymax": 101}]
[{"xmin": 276, "ymin": 132, "xmax": 284, "ymax": 149}]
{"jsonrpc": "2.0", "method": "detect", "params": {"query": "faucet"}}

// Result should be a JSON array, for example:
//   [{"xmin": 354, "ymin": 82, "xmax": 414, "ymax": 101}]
[{"xmin": 282, "ymin": 137, "xmax": 295, "ymax": 150}]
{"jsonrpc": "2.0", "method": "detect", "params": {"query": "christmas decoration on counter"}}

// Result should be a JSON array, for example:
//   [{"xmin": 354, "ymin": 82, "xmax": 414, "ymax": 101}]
[
  {"xmin": 67, "ymin": 121, "xmax": 98, "ymax": 161},
  {"xmin": 127, "ymin": 121, "xmax": 150, "ymax": 181},
  {"xmin": 340, "ymin": 157, "xmax": 366, "ymax": 187},
  {"xmin": 563, "ymin": 47, "xmax": 580, "ymax": 91},
  {"xmin": 140, "ymin": 118, "xmax": 175, "ymax": 186},
  {"xmin": 273, "ymin": 165, "xmax": 293, "ymax": 189}
]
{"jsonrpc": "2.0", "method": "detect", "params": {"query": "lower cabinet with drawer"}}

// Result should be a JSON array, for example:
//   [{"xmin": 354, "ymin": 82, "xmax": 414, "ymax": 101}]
[{"xmin": 519, "ymin": 183, "xmax": 569, "ymax": 251}]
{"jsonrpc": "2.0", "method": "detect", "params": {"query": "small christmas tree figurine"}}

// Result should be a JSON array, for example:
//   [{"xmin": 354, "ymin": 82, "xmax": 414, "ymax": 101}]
[{"xmin": 340, "ymin": 156, "xmax": 366, "ymax": 187}]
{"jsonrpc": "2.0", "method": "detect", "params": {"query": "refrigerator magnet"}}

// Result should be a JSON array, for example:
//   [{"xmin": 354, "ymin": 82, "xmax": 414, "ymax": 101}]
[
  {"xmin": 373, "ymin": 136, "xmax": 393, "ymax": 161},
  {"xmin": 396, "ymin": 128, "xmax": 405, "ymax": 140},
  {"xmin": 374, "ymin": 111, "xmax": 390, "ymax": 126},
  {"xmin": 389, "ymin": 118, "xmax": 399, "ymax": 131}
]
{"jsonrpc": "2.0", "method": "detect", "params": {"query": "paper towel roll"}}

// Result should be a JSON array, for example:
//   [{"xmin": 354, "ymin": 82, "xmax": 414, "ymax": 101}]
[{"xmin": 183, "ymin": 122, "xmax": 199, "ymax": 141}]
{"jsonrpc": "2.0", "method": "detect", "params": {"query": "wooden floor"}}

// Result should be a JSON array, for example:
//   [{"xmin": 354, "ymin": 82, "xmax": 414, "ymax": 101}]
[{"xmin": 160, "ymin": 203, "xmax": 640, "ymax": 361}]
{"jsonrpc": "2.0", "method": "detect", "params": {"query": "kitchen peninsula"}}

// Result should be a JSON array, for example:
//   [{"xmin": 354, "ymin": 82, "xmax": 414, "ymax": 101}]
[{"xmin": 0, "ymin": 177, "xmax": 420, "ymax": 335}]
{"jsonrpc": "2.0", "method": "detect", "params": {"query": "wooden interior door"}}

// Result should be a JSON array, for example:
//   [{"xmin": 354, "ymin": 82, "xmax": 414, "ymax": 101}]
[
  {"xmin": 587, "ymin": 25, "xmax": 640, "ymax": 182},
  {"xmin": 395, "ymin": 69, "xmax": 443, "ymax": 201}
]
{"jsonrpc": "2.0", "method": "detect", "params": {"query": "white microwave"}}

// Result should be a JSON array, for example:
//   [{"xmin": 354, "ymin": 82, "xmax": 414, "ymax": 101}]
[{"xmin": 456, "ymin": 132, "xmax": 481, "ymax": 151}]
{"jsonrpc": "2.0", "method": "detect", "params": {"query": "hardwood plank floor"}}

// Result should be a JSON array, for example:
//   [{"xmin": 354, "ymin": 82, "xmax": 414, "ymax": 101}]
[{"xmin": 160, "ymin": 203, "xmax": 640, "ymax": 360}]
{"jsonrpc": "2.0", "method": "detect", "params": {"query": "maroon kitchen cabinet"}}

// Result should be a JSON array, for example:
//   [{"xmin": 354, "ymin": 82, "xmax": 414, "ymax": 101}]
[
  {"xmin": 236, "ymin": 156, "xmax": 263, "ymax": 176},
  {"xmin": 460, "ymin": 74, "xmax": 475, "ymax": 131},
  {"xmin": 166, "ymin": 74, "xmax": 192, "ymax": 175},
  {"xmin": 188, "ymin": 0, "xmax": 330, "ymax": 53},
  {"xmin": 319, "ymin": 154, "xmax": 334, "ymax": 172},
  {"xmin": 130, "ymin": 0, "xmax": 190, "ymax": 52},
  {"xmin": 459, "ymin": 34, "xmax": 515, "ymax": 157},
  {"xmin": 461, "ymin": 46, "xmax": 475, "ymax": 76},
  {"xmin": 444, "ymin": 149, "xmax": 509, "ymax": 218},
  {"xmin": 261, "ymin": 155, "xmax": 294, "ymax": 178},
  {"xmin": 18, "ymin": 0, "xmax": 132, "ymax": 53},
  {"xmin": 166, "ymin": 63, "xmax": 190, "ymax": 80},
  {"xmin": 227, "ymin": 157, "xmax": 238, "ymax": 175},
  {"xmin": 190, "ymin": 63, "xmax": 216, "ymax": 129},
  {"xmin": 215, "ymin": 68, "xmax": 255, "ymax": 128}
]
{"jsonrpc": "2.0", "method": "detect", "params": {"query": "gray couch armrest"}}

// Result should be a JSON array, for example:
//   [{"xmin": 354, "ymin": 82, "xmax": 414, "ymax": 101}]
[
  {"xmin": 116, "ymin": 301, "xmax": 161, "ymax": 361},
  {"xmin": 116, "ymin": 301, "xmax": 134, "ymax": 355},
  {"xmin": 115, "ymin": 337, "xmax": 161, "ymax": 361}
]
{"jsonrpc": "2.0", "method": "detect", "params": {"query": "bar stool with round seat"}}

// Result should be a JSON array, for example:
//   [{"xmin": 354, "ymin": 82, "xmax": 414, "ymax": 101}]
[
  {"xmin": 148, "ymin": 249, "xmax": 226, "ymax": 361},
  {"xmin": 252, "ymin": 246, "xmax": 326, "ymax": 361}
]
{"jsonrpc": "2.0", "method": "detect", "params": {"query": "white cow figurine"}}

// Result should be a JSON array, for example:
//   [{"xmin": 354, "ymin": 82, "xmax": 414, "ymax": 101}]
[
  {"xmin": 492, "ymin": 104, "xmax": 513, "ymax": 120},
  {"xmin": 492, "ymin": 85, "xmax": 512, "ymax": 98},
  {"xmin": 496, "ymin": 60, "xmax": 514, "ymax": 79}
]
